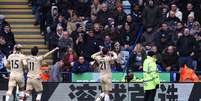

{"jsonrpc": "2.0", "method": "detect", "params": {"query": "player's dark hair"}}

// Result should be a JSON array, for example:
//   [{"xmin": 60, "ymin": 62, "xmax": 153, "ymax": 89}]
[
  {"xmin": 102, "ymin": 47, "xmax": 109, "ymax": 55},
  {"xmin": 15, "ymin": 47, "xmax": 21, "ymax": 51},
  {"xmin": 31, "ymin": 46, "xmax": 38, "ymax": 56}
]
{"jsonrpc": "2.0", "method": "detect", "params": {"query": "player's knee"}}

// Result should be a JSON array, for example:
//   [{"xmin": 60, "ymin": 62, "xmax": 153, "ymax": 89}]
[{"xmin": 6, "ymin": 91, "xmax": 12, "ymax": 96}]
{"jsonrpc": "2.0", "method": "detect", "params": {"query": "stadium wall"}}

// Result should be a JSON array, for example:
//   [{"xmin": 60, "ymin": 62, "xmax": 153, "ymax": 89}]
[{"xmin": 0, "ymin": 78, "xmax": 201, "ymax": 101}]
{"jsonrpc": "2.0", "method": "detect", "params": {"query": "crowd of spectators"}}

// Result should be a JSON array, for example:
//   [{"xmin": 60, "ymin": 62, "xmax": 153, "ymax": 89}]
[{"xmin": 27, "ymin": 0, "xmax": 201, "ymax": 77}]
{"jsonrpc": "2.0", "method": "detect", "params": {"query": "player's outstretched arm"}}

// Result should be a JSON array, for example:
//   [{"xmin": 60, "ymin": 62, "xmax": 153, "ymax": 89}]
[
  {"xmin": 43, "ymin": 47, "xmax": 59, "ymax": 59},
  {"xmin": 91, "ymin": 51, "xmax": 102, "ymax": 60}
]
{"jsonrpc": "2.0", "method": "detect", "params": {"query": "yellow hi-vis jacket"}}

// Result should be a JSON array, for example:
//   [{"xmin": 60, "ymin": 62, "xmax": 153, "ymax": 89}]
[{"xmin": 143, "ymin": 56, "xmax": 160, "ymax": 91}]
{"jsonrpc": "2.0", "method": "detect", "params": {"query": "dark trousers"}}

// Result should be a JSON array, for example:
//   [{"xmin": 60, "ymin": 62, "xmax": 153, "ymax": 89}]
[
  {"xmin": 144, "ymin": 89, "xmax": 157, "ymax": 101},
  {"xmin": 178, "ymin": 56, "xmax": 193, "ymax": 68}
]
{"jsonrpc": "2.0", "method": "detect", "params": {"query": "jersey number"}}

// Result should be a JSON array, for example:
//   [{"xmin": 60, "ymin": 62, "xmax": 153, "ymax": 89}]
[
  {"xmin": 29, "ymin": 62, "xmax": 34, "ymax": 71},
  {"xmin": 11, "ymin": 60, "xmax": 19, "ymax": 69},
  {"xmin": 100, "ymin": 61, "xmax": 106, "ymax": 70}
]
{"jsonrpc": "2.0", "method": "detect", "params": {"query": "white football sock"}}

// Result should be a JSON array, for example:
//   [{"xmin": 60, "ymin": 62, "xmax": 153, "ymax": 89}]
[
  {"xmin": 36, "ymin": 93, "xmax": 42, "ymax": 101},
  {"xmin": 104, "ymin": 94, "xmax": 110, "ymax": 101},
  {"xmin": 5, "ymin": 95, "xmax": 10, "ymax": 101}
]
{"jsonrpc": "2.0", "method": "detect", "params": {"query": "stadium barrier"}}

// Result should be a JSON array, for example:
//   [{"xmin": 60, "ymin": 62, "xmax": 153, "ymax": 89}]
[{"xmin": 0, "ymin": 77, "xmax": 201, "ymax": 101}]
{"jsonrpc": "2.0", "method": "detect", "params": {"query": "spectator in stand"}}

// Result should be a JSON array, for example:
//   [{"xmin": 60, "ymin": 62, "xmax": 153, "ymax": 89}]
[
  {"xmin": 195, "ymin": 32, "xmax": 201, "ymax": 71},
  {"xmin": 97, "ymin": 3, "xmax": 113, "ymax": 26},
  {"xmin": 71, "ymin": 24, "xmax": 86, "ymax": 44},
  {"xmin": 114, "ymin": 3, "xmax": 127, "ymax": 29},
  {"xmin": 104, "ymin": 18, "xmax": 121, "ymax": 42},
  {"xmin": 112, "ymin": 42, "xmax": 122, "ymax": 71},
  {"xmin": 67, "ymin": 10, "xmax": 86, "ymax": 34},
  {"xmin": 0, "ymin": 15, "xmax": 9, "ymax": 31},
  {"xmin": 49, "ymin": 25, "xmax": 63, "ymax": 50},
  {"xmin": 151, "ymin": 45, "xmax": 164, "ymax": 71},
  {"xmin": 0, "ymin": 50, "xmax": 7, "ymax": 79},
  {"xmin": 105, "ymin": 0, "xmax": 119, "ymax": 11},
  {"xmin": 74, "ymin": 0, "xmax": 91, "ymax": 17},
  {"xmin": 1, "ymin": 25, "xmax": 15, "ymax": 50},
  {"xmin": 130, "ymin": 43, "xmax": 146, "ymax": 71},
  {"xmin": 85, "ymin": 13, "xmax": 97, "ymax": 31},
  {"xmin": 50, "ymin": 60, "xmax": 64, "ymax": 82},
  {"xmin": 63, "ymin": 48, "xmax": 77, "ymax": 68},
  {"xmin": 125, "ymin": 14, "xmax": 135, "ymax": 36},
  {"xmin": 103, "ymin": 35, "xmax": 113, "ymax": 50},
  {"xmin": 52, "ymin": 14, "xmax": 67, "ymax": 31},
  {"xmin": 182, "ymin": 3, "xmax": 198, "ymax": 23},
  {"xmin": 142, "ymin": 0, "xmax": 161, "ymax": 28},
  {"xmin": 171, "ymin": 22, "xmax": 184, "ymax": 45},
  {"xmin": 185, "ymin": 13, "xmax": 196, "ymax": 30},
  {"xmin": 167, "ymin": 4, "xmax": 183, "ymax": 21},
  {"xmin": 91, "ymin": 0, "xmax": 101, "ymax": 14},
  {"xmin": 93, "ymin": 23, "xmax": 104, "ymax": 43},
  {"xmin": 58, "ymin": 31, "xmax": 73, "ymax": 59},
  {"xmin": 161, "ymin": 45, "xmax": 179, "ymax": 71},
  {"xmin": 50, "ymin": 6, "xmax": 59, "ymax": 27},
  {"xmin": 0, "ymin": 36, "xmax": 12, "ymax": 57},
  {"xmin": 161, "ymin": 6, "xmax": 169, "ymax": 23},
  {"xmin": 72, "ymin": 56, "xmax": 90, "ymax": 73},
  {"xmin": 83, "ymin": 30, "xmax": 103, "ymax": 61},
  {"xmin": 74, "ymin": 32, "xmax": 85, "ymax": 56},
  {"xmin": 154, "ymin": 23, "xmax": 172, "ymax": 52},
  {"xmin": 141, "ymin": 27, "xmax": 156, "ymax": 45},
  {"xmin": 164, "ymin": 11, "xmax": 181, "ymax": 30},
  {"xmin": 177, "ymin": 28, "xmax": 197, "ymax": 68},
  {"xmin": 57, "ymin": 0, "xmax": 72, "ymax": 19},
  {"xmin": 190, "ymin": 21, "xmax": 201, "ymax": 36},
  {"xmin": 49, "ymin": 26, "xmax": 63, "ymax": 63},
  {"xmin": 120, "ymin": 22, "xmax": 134, "ymax": 45}
]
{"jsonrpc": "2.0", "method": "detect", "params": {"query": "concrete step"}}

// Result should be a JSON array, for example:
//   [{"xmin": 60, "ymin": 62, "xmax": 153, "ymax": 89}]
[
  {"xmin": 6, "ymin": 18, "xmax": 35, "ymax": 23},
  {"xmin": 12, "ymin": 29, "xmax": 40, "ymax": 32},
  {"xmin": 0, "ymin": 11, "xmax": 32, "ymax": 14},
  {"xmin": 5, "ymin": 14, "xmax": 34, "ymax": 19},
  {"xmin": 22, "ymin": 44, "xmax": 48, "ymax": 49},
  {"xmin": 0, "ymin": 9, "xmax": 32, "ymax": 12},
  {"xmin": 0, "ymin": 5, "xmax": 30, "ymax": 9},
  {"xmin": 0, "ymin": 2, "xmax": 27, "ymax": 5},
  {"xmin": 11, "ymin": 24, "xmax": 39, "ymax": 29},
  {"xmin": 15, "ymin": 35, "xmax": 44, "ymax": 39},
  {"xmin": 16, "ymin": 39, "xmax": 44, "ymax": 43},
  {"xmin": 14, "ymin": 32, "xmax": 41, "ymax": 35}
]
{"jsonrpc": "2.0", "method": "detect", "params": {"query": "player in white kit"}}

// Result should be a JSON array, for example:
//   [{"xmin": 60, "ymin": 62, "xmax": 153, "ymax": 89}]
[
  {"xmin": 25, "ymin": 46, "xmax": 59, "ymax": 101},
  {"xmin": 91, "ymin": 47, "xmax": 117, "ymax": 101},
  {"xmin": 5, "ymin": 44, "xmax": 27, "ymax": 101}
]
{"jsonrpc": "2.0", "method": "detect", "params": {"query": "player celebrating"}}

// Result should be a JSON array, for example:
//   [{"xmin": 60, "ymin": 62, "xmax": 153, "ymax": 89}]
[
  {"xmin": 5, "ymin": 44, "xmax": 27, "ymax": 101},
  {"xmin": 25, "ymin": 46, "xmax": 59, "ymax": 101},
  {"xmin": 91, "ymin": 47, "xmax": 117, "ymax": 101}
]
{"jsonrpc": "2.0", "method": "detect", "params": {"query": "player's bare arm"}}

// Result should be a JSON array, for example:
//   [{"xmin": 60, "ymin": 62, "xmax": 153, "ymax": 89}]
[
  {"xmin": 5, "ymin": 61, "xmax": 11, "ymax": 69},
  {"xmin": 108, "ymin": 51, "xmax": 118, "ymax": 61},
  {"xmin": 91, "ymin": 51, "xmax": 102, "ymax": 60},
  {"xmin": 42, "ymin": 47, "xmax": 59, "ymax": 59}
]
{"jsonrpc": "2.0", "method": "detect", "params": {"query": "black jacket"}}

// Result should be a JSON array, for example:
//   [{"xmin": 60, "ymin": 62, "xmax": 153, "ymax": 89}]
[{"xmin": 176, "ymin": 35, "xmax": 197, "ymax": 56}]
